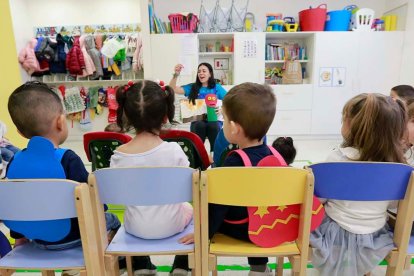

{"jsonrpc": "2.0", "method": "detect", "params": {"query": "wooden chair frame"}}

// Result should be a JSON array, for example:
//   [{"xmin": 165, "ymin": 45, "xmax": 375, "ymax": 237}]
[
  {"xmin": 200, "ymin": 167, "xmax": 314, "ymax": 276},
  {"xmin": 88, "ymin": 167, "xmax": 201, "ymax": 276},
  {"xmin": 0, "ymin": 180, "xmax": 104, "ymax": 276}
]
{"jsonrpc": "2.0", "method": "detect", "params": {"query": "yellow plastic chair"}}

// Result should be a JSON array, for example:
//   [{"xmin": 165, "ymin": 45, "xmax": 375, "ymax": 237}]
[
  {"xmin": 200, "ymin": 167, "xmax": 314, "ymax": 275},
  {"xmin": 88, "ymin": 167, "xmax": 201, "ymax": 276}
]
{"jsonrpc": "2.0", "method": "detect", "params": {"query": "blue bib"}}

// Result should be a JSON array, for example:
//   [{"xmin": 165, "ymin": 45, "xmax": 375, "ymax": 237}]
[{"xmin": 5, "ymin": 136, "xmax": 70, "ymax": 242}]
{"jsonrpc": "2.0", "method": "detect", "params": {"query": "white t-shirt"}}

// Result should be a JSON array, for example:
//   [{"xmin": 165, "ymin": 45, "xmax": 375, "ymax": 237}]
[
  {"xmin": 110, "ymin": 141, "xmax": 192, "ymax": 239},
  {"xmin": 322, "ymin": 147, "xmax": 397, "ymax": 234}
]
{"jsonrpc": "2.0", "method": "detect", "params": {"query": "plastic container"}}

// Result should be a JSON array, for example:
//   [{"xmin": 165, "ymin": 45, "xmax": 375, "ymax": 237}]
[
  {"xmin": 168, "ymin": 13, "xmax": 199, "ymax": 33},
  {"xmin": 299, "ymin": 4, "xmax": 327, "ymax": 31},
  {"xmin": 325, "ymin": 8, "xmax": 351, "ymax": 31}
]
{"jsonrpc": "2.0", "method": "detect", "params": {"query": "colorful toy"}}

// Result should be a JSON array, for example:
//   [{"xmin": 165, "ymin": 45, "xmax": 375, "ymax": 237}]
[
  {"xmin": 284, "ymin": 17, "xmax": 299, "ymax": 32},
  {"xmin": 205, "ymin": 93, "xmax": 218, "ymax": 122}
]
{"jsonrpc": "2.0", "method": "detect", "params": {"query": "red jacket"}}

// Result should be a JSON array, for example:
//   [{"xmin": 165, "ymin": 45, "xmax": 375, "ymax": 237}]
[{"xmin": 66, "ymin": 36, "xmax": 85, "ymax": 75}]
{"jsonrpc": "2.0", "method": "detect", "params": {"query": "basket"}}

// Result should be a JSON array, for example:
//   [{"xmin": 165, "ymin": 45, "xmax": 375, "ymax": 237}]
[
  {"xmin": 168, "ymin": 13, "xmax": 199, "ymax": 33},
  {"xmin": 325, "ymin": 8, "xmax": 351, "ymax": 31},
  {"xmin": 299, "ymin": 4, "xmax": 327, "ymax": 31}
]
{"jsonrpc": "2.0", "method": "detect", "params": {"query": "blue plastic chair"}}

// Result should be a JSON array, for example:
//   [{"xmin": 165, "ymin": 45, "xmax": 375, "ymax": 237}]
[
  {"xmin": 89, "ymin": 167, "xmax": 201, "ymax": 275},
  {"xmin": 0, "ymin": 179, "xmax": 105, "ymax": 275},
  {"xmin": 309, "ymin": 162, "xmax": 414, "ymax": 276}
]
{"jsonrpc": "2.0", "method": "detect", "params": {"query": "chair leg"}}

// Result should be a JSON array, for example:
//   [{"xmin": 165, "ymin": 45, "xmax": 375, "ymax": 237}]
[
  {"xmin": 212, "ymin": 270, "xmax": 218, "ymax": 276},
  {"xmin": 386, "ymin": 265, "xmax": 404, "ymax": 276},
  {"xmin": 105, "ymin": 254, "xmax": 120, "ymax": 276},
  {"xmin": 79, "ymin": 270, "xmax": 87, "ymax": 276},
  {"xmin": 277, "ymin": 257, "xmax": 284, "ymax": 276},
  {"xmin": 0, "ymin": 269, "xmax": 14, "ymax": 276},
  {"xmin": 126, "ymin": 256, "xmax": 134, "ymax": 276},
  {"xmin": 41, "ymin": 271, "xmax": 55, "ymax": 276}
]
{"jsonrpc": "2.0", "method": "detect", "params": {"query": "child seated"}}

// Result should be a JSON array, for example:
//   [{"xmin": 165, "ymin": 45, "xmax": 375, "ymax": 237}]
[
  {"xmin": 310, "ymin": 93, "xmax": 406, "ymax": 275},
  {"xmin": 6, "ymin": 81, "xmax": 120, "ymax": 249},
  {"xmin": 210, "ymin": 82, "xmax": 277, "ymax": 276},
  {"xmin": 271, "ymin": 136, "xmax": 296, "ymax": 165},
  {"xmin": 110, "ymin": 80, "xmax": 193, "ymax": 276},
  {"xmin": 390, "ymin": 84, "xmax": 414, "ymax": 102},
  {"xmin": 0, "ymin": 121, "xmax": 20, "ymax": 177}
]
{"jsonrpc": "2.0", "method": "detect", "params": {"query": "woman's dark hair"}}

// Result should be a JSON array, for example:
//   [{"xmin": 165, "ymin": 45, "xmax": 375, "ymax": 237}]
[
  {"xmin": 116, "ymin": 80, "xmax": 176, "ymax": 135},
  {"xmin": 189, "ymin": 62, "xmax": 216, "ymax": 104},
  {"xmin": 272, "ymin": 137, "xmax": 297, "ymax": 165}
]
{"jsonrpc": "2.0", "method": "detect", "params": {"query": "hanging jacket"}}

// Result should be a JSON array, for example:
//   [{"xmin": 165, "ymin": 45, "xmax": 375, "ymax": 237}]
[
  {"xmin": 132, "ymin": 33, "xmax": 144, "ymax": 72},
  {"xmin": 79, "ymin": 35, "xmax": 96, "ymax": 77},
  {"xmin": 62, "ymin": 35, "xmax": 74, "ymax": 51},
  {"xmin": 66, "ymin": 36, "xmax": 85, "ymax": 76},
  {"xmin": 18, "ymin": 38, "xmax": 40, "ymax": 75},
  {"xmin": 85, "ymin": 35, "xmax": 103, "ymax": 78},
  {"xmin": 49, "ymin": 34, "xmax": 67, "ymax": 74},
  {"xmin": 35, "ymin": 37, "xmax": 55, "ymax": 61}
]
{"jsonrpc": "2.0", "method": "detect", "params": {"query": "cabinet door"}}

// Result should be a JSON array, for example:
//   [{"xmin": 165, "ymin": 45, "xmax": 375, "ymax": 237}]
[
  {"xmin": 233, "ymin": 32, "xmax": 265, "ymax": 83},
  {"xmin": 356, "ymin": 32, "xmax": 404, "ymax": 95},
  {"xmin": 311, "ymin": 32, "xmax": 359, "ymax": 135},
  {"xmin": 150, "ymin": 34, "xmax": 198, "ymax": 85}
]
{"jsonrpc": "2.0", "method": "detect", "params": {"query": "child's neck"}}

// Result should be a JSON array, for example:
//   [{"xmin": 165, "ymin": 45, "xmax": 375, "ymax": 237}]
[
  {"xmin": 238, "ymin": 137, "xmax": 263, "ymax": 149},
  {"xmin": 119, "ymin": 131, "xmax": 163, "ymax": 154}
]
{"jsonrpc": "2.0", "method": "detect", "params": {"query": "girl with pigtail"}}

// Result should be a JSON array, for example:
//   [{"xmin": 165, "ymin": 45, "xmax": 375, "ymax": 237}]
[
  {"xmin": 110, "ymin": 80, "xmax": 193, "ymax": 276},
  {"xmin": 310, "ymin": 93, "xmax": 407, "ymax": 276}
]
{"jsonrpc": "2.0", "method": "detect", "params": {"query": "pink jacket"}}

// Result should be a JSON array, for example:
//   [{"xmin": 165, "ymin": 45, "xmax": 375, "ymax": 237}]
[
  {"xmin": 18, "ymin": 39, "xmax": 40, "ymax": 75},
  {"xmin": 79, "ymin": 35, "xmax": 96, "ymax": 77}
]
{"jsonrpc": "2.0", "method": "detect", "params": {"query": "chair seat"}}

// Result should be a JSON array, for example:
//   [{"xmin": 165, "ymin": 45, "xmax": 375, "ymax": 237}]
[
  {"xmin": 106, "ymin": 223, "xmax": 194, "ymax": 255},
  {"xmin": 0, "ymin": 242, "xmax": 84, "ymax": 269},
  {"xmin": 210, "ymin": 233, "xmax": 300, "ymax": 257}
]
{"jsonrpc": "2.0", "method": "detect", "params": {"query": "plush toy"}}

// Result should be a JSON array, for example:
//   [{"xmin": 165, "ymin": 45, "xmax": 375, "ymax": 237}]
[{"xmin": 205, "ymin": 93, "xmax": 218, "ymax": 122}]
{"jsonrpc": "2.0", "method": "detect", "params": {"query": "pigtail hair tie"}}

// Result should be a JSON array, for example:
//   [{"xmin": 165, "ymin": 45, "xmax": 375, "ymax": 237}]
[
  {"xmin": 156, "ymin": 80, "xmax": 166, "ymax": 91},
  {"xmin": 124, "ymin": 80, "xmax": 134, "ymax": 92}
]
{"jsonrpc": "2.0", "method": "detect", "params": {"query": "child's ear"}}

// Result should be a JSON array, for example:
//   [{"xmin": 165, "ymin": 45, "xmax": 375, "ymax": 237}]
[
  {"xmin": 163, "ymin": 115, "xmax": 168, "ymax": 124},
  {"xmin": 56, "ymin": 114, "xmax": 66, "ymax": 130},
  {"xmin": 230, "ymin": 120, "xmax": 240, "ymax": 135}
]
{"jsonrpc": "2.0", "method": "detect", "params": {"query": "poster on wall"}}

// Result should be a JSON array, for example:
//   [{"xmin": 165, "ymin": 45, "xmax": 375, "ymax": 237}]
[
  {"xmin": 319, "ymin": 67, "xmax": 346, "ymax": 87},
  {"xmin": 319, "ymin": 67, "xmax": 333, "ymax": 87}
]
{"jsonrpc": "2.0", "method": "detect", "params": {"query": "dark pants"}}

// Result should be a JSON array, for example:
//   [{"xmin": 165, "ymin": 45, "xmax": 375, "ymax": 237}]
[{"xmin": 190, "ymin": 120, "xmax": 222, "ymax": 152}]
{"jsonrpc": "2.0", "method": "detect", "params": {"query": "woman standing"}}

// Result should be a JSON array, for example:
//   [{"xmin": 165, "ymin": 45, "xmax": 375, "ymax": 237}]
[{"xmin": 169, "ymin": 63, "xmax": 227, "ymax": 152}]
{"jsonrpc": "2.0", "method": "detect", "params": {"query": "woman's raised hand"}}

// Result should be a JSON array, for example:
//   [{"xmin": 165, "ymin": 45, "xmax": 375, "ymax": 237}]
[{"xmin": 174, "ymin": 64, "xmax": 184, "ymax": 75}]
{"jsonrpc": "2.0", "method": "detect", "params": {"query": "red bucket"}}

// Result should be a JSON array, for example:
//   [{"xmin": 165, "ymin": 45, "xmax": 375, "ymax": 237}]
[{"xmin": 299, "ymin": 4, "xmax": 327, "ymax": 31}]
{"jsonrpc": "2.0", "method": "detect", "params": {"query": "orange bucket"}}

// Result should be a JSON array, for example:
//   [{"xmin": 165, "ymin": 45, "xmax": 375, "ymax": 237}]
[{"xmin": 299, "ymin": 4, "xmax": 327, "ymax": 31}]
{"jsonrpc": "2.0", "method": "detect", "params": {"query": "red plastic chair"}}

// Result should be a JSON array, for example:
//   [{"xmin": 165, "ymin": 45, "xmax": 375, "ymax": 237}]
[
  {"xmin": 160, "ymin": 129, "xmax": 211, "ymax": 170},
  {"xmin": 83, "ymin": 132, "xmax": 132, "ymax": 171}
]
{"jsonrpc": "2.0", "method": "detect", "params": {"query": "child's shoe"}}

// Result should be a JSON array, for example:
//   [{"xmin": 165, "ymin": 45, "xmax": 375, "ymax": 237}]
[
  {"xmin": 132, "ymin": 256, "xmax": 157, "ymax": 276},
  {"xmin": 248, "ymin": 266, "xmax": 273, "ymax": 276},
  {"xmin": 61, "ymin": 270, "xmax": 80, "ymax": 276},
  {"xmin": 169, "ymin": 268, "xmax": 189, "ymax": 276}
]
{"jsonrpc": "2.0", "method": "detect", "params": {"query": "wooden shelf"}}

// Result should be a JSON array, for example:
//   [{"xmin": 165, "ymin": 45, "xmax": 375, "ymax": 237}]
[
  {"xmin": 199, "ymin": 52, "xmax": 233, "ymax": 57},
  {"xmin": 265, "ymin": 60, "xmax": 308, "ymax": 64}
]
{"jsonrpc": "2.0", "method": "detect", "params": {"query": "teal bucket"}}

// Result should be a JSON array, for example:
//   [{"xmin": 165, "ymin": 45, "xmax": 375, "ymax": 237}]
[{"xmin": 325, "ymin": 9, "xmax": 351, "ymax": 31}]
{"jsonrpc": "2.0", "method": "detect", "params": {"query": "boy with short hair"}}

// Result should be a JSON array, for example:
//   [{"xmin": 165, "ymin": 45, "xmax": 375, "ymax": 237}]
[
  {"xmin": 209, "ymin": 82, "xmax": 276, "ymax": 275},
  {"xmin": 7, "ymin": 81, "xmax": 120, "ymax": 249}
]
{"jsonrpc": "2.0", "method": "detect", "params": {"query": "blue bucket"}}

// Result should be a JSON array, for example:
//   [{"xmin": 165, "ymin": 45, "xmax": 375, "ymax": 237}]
[{"xmin": 325, "ymin": 8, "xmax": 351, "ymax": 31}]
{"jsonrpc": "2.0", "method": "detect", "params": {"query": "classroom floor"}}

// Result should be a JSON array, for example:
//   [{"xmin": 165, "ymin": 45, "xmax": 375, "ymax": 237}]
[{"xmin": 3, "ymin": 137, "xmax": 414, "ymax": 275}]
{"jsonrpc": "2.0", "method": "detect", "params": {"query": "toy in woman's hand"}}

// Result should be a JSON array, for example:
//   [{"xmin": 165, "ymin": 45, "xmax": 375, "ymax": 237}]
[{"xmin": 205, "ymin": 93, "xmax": 218, "ymax": 122}]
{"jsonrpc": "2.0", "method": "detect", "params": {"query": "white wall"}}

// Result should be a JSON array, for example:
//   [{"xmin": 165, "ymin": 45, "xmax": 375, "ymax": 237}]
[
  {"xmin": 153, "ymin": 0, "xmax": 387, "ymax": 31},
  {"xmin": 400, "ymin": 0, "xmax": 414, "ymax": 85}
]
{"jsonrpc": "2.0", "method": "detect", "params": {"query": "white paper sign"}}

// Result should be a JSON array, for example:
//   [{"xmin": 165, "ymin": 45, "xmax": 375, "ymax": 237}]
[{"xmin": 243, "ymin": 39, "xmax": 257, "ymax": 58}]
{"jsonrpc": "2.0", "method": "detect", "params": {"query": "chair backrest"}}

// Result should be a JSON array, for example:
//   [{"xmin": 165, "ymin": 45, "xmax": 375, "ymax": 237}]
[
  {"xmin": 83, "ymin": 131, "xmax": 132, "ymax": 171},
  {"xmin": 93, "ymin": 167, "xmax": 195, "ymax": 205},
  {"xmin": 353, "ymin": 8, "xmax": 375, "ymax": 31},
  {"xmin": 309, "ymin": 162, "xmax": 413, "ymax": 201},
  {"xmin": 0, "ymin": 180, "xmax": 78, "ymax": 242},
  {"xmin": 205, "ymin": 167, "xmax": 311, "ymax": 206},
  {"xmin": 160, "ymin": 129, "xmax": 211, "ymax": 171}
]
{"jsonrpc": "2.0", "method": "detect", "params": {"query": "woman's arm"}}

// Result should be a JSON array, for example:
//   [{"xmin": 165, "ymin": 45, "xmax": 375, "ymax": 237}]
[{"xmin": 169, "ymin": 64, "xmax": 185, "ymax": 94}]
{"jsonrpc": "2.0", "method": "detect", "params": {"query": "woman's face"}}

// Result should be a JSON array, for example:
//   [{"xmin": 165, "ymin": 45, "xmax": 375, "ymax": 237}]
[{"xmin": 197, "ymin": 65, "xmax": 211, "ymax": 85}]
